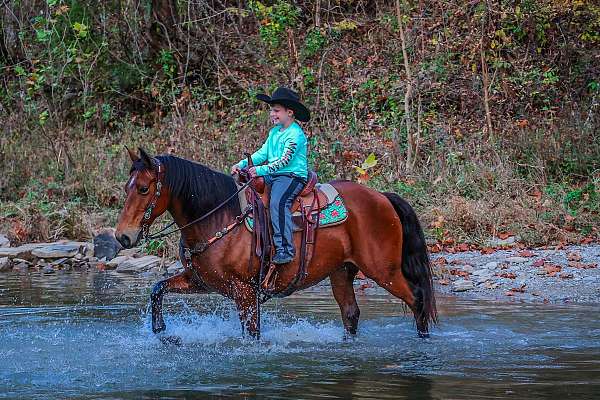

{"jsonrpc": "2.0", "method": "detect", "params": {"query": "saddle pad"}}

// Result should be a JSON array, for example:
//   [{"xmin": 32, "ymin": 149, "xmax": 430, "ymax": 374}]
[{"xmin": 244, "ymin": 184, "xmax": 347, "ymax": 232}]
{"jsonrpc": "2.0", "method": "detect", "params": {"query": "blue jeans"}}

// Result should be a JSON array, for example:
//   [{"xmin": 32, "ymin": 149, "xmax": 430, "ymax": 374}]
[{"xmin": 264, "ymin": 174, "xmax": 305, "ymax": 257}]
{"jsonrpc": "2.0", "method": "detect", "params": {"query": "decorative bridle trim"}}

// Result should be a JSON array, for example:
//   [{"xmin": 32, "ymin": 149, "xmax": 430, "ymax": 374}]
[{"xmin": 141, "ymin": 159, "xmax": 165, "ymax": 239}]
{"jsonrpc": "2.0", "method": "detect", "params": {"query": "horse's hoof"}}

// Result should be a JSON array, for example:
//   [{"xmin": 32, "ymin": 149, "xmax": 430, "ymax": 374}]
[{"xmin": 159, "ymin": 335, "xmax": 182, "ymax": 346}]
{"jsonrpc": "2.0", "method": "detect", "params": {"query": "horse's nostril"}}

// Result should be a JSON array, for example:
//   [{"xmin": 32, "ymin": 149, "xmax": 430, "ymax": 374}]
[{"xmin": 117, "ymin": 234, "xmax": 131, "ymax": 248}]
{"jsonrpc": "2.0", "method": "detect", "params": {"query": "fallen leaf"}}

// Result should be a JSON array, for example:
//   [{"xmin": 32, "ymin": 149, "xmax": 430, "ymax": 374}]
[
  {"xmin": 544, "ymin": 264, "xmax": 562, "ymax": 276},
  {"xmin": 532, "ymin": 259, "xmax": 546, "ymax": 267},
  {"xmin": 359, "ymin": 282, "xmax": 373, "ymax": 290},
  {"xmin": 518, "ymin": 250, "xmax": 535, "ymax": 257},
  {"xmin": 457, "ymin": 243, "xmax": 470, "ymax": 252},
  {"xmin": 498, "ymin": 272, "xmax": 517, "ymax": 279},
  {"xmin": 509, "ymin": 284, "xmax": 527, "ymax": 293},
  {"xmin": 566, "ymin": 251, "xmax": 582, "ymax": 262},
  {"xmin": 559, "ymin": 273, "xmax": 574, "ymax": 279},
  {"xmin": 429, "ymin": 244, "xmax": 442, "ymax": 253},
  {"xmin": 497, "ymin": 232, "xmax": 512, "ymax": 240},
  {"xmin": 439, "ymin": 279, "xmax": 450, "ymax": 285},
  {"xmin": 480, "ymin": 247, "xmax": 495, "ymax": 255},
  {"xmin": 433, "ymin": 257, "xmax": 448, "ymax": 266},
  {"xmin": 568, "ymin": 261, "xmax": 597, "ymax": 269},
  {"xmin": 581, "ymin": 237, "xmax": 594, "ymax": 245},
  {"xmin": 505, "ymin": 291, "xmax": 514, "ymax": 296}
]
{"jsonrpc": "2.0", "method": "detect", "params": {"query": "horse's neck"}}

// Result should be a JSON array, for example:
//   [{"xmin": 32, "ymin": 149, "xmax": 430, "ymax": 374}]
[{"xmin": 168, "ymin": 193, "xmax": 238, "ymax": 248}]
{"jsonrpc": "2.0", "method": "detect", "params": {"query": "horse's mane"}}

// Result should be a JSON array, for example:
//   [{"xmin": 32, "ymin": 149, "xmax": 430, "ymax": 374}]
[{"xmin": 155, "ymin": 155, "xmax": 241, "ymax": 217}]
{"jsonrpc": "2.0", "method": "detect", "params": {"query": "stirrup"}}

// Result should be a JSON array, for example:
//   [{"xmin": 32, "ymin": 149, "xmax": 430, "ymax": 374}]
[{"xmin": 261, "ymin": 263, "xmax": 279, "ymax": 291}]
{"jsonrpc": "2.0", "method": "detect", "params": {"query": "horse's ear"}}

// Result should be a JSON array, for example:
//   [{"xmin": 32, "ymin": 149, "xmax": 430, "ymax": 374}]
[
  {"xmin": 138, "ymin": 147, "xmax": 154, "ymax": 170},
  {"xmin": 126, "ymin": 146, "xmax": 139, "ymax": 162}
]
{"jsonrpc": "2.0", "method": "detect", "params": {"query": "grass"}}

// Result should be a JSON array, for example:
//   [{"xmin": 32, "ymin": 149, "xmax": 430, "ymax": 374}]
[{"xmin": 1, "ymin": 102, "xmax": 598, "ymax": 250}]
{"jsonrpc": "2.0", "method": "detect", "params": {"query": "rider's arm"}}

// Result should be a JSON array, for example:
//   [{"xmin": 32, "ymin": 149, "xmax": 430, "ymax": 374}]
[
  {"xmin": 254, "ymin": 130, "xmax": 302, "ymax": 177},
  {"xmin": 236, "ymin": 132, "xmax": 271, "ymax": 169}
]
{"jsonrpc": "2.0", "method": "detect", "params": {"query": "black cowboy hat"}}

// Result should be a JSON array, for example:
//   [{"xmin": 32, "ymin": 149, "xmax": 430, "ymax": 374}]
[{"xmin": 256, "ymin": 87, "xmax": 311, "ymax": 122}]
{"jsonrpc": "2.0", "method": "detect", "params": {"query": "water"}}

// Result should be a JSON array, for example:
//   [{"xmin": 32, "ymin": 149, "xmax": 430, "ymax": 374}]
[{"xmin": 1, "ymin": 271, "xmax": 599, "ymax": 399}]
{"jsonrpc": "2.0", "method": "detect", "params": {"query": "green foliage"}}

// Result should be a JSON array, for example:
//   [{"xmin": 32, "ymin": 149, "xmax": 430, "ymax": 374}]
[
  {"xmin": 303, "ymin": 28, "xmax": 327, "ymax": 58},
  {"xmin": 249, "ymin": 0, "xmax": 299, "ymax": 47}
]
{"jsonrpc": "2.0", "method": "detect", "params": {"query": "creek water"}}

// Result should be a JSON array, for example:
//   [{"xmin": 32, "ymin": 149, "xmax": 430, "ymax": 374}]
[{"xmin": 0, "ymin": 270, "xmax": 599, "ymax": 399}]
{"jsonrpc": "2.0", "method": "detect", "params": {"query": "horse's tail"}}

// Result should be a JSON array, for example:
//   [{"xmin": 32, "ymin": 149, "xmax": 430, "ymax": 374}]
[{"xmin": 382, "ymin": 192, "xmax": 438, "ymax": 326}]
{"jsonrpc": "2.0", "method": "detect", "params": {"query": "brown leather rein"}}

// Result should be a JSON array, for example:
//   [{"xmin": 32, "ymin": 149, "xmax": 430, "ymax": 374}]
[{"xmin": 140, "ymin": 158, "xmax": 252, "ymax": 248}]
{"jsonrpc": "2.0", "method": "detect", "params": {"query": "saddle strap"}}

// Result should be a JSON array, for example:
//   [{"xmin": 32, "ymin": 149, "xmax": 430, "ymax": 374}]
[{"xmin": 273, "ymin": 187, "xmax": 320, "ymax": 298}]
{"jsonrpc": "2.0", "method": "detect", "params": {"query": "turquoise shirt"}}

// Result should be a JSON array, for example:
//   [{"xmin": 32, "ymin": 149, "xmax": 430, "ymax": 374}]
[{"xmin": 237, "ymin": 121, "xmax": 308, "ymax": 180}]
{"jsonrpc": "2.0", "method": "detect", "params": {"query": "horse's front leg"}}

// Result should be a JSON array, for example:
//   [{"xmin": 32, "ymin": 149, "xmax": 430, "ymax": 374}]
[
  {"xmin": 232, "ymin": 281, "xmax": 260, "ymax": 339},
  {"xmin": 151, "ymin": 270, "xmax": 206, "ymax": 334}
]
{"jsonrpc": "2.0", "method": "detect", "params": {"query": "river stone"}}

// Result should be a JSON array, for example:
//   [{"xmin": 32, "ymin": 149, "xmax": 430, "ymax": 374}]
[
  {"xmin": 116, "ymin": 255, "xmax": 161, "ymax": 273},
  {"xmin": 93, "ymin": 228, "xmax": 122, "ymax": 261},
  {"xmin": 42, "ymin": 265, "xmax": 55, "ymax": 274},
  {"xmin": 32, "ymin": 243, "xmax": 81, "ymax": 259},
  {"xmin": 14, "ymin": 261, "xmax": 30, "ymax": 272},
  {"xmin": 486, "ymin": 236, "xmax": 519, "ymax": 247},
  {"xmin": 106, "ymin": 255, "xmax": 129, "ymax": 270},
  {"xmin": 506, "ymin": 256, "xmax": 529, "ymax": 263},
  {"xmin": 0, "ymin": 234, "xmax": 10, "ymax": 247},
  {"xmin": 452, "ymin": 279, "xmax": 474, "ymax": 292},
  {"xmin": 167, "ymin": 261, "xmax": 184, "ymax": 275},
  {"xmin": 483, "ymin": 262, "xmax": 498, "ymax": 269},
  {"xmin": 0, "ymin": 257, "xmax": 11, "ymax": 272},
  {"xmin": 0, "ymin": 242, "xmax": 56, "ymax": 260}
]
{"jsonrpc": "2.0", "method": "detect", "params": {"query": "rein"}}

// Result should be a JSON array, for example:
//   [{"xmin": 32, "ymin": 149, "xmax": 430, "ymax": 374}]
[{"xmin": 141, "ymin": 158, "xmax": 252, "ymax": 242}]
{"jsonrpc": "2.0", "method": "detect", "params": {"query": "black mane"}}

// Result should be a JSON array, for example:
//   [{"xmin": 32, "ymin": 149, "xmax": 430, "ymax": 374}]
[{"xmin": 151, "ymin": 155, "xmax": 240, "ymax": 218}]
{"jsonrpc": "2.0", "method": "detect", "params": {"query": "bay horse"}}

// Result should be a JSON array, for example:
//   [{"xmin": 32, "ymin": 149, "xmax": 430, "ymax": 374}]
[{"xmin": 115, "ymin": 148, "xmax": 437, "ymax": 339}]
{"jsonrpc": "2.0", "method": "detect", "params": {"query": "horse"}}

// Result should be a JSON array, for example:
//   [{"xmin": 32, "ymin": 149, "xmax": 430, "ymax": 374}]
[{"xmin": 115, "ymin": 147, "xmax": 437, "ymax": 339}]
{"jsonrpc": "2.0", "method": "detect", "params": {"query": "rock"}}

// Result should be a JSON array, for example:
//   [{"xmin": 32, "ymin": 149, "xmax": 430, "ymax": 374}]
[
  {"xmin": 51, "ymin": 258, "xmax": 69, "ymax": 266},
  {"xmin": 486, "ymin": 236, "xmax": 520, "ymax": 247},
  {"xmin": 42, "ymin": 265, "xmax": 55, "ymax": 274},
  {"xmin": 0, "ymin": 234, "xmax": 10, "ymax": 247},
  {"xmin": 106, "ymin": 255, "xmax": 129, "ymax": 270},
  {"xmin": 506, "ymin": 256, "xmax": 529, "ymax": 263},
  {"xmin": 0, "ymin": 257, "xmax": 11, "ymax": 272},
  {"xmin": 119, "ymin": 247, "xmax": 142, "ymax": 258},
  {"xmin": 452, "ymin": 279, "xmax": 474, "ymax": 292},
  {"xmin": 0, "ymin": 242, "xmax": 56, "ymax": 260},
  {"xmin": 116, "ymin": 255, "xmax": 161, "ymax": 274},
  {"xmin": 167, "ymin": 261, "xmax": 184, "ymax": 275},
  {"xmin": 93, "ymin": 228, "xmax": 122, "ymax": 261},
  {"xmin": 32, "ymin": 243, "xmax": 82, "ymax": 259},
  {"xmin": 483, "ymin": 262, "xmax": 498, "ymax": 269},
  {"xmin": 461, "ymin": 265, "xmax": 474, "ymax": 273},
  {"xmin": 14, "ymin": 261, "xmax": 30, "ymax": 272}
]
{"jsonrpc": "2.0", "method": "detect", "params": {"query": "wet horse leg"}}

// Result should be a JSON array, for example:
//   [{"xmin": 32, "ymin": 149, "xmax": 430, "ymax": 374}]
[
  {"xmin": 151, "ymin": 270, "xmax": 206, "ymax": 334},
  {"xmin": 330, "ymin": 263, "xmax": 360, "ymax": 336},
  {"xmin": 360, "ymin": 264, "xmax": 429, "ymax": 337},
  {"xmin": 232, "ymin": 281, "xmax": 260, "ymax": 339}
]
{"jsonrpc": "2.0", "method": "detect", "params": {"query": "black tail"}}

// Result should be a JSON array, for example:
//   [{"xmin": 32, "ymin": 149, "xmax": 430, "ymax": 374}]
[{"xmin": 383, "ymin": 192, "xmax": 438, "ymax": 328}]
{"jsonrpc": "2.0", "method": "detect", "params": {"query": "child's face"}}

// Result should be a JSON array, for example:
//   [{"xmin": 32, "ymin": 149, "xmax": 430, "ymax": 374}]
[{"xmin": 270, "ymin": 104, "xmax": 294, "ymax": 126}]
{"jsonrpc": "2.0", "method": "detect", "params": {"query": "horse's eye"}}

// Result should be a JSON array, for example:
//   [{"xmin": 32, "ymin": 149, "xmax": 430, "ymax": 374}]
[{"xmin": 139, "ymin": 186, "xmax": 149, "ymax": 195}]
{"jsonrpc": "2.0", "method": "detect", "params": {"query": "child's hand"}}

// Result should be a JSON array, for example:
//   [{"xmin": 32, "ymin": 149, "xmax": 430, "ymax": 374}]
[
  {"xmin": 248, "ymin": 167, "xmax": 257, "ymax": 178},
  {"xmin": 230, "ymin": 164, "xmax": 241, "ymax": 175}
]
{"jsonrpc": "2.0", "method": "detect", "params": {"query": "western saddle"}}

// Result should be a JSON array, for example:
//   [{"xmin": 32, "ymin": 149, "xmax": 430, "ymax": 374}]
[{"xmin": 237, "ymin": 156, "xmax": 331, "ymax": 297}]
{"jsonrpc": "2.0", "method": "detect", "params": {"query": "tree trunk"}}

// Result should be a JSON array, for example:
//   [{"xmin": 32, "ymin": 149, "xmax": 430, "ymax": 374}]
[{"xmin": 396, "ymin": 0, "xmax": 414, "ymax": 172}]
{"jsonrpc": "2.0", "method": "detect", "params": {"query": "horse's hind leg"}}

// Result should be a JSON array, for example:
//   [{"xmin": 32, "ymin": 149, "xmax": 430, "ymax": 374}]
[
  {"xmin": 330, "ymin": 263, "xmax": 360, "ymax": 336},
  {"xmin": 361, "ymin": 265, "xmax": 429, "ymax": 337},
  {"xmin": 151, "ymin": 270, "xmax": 206, "ymax": 334}
]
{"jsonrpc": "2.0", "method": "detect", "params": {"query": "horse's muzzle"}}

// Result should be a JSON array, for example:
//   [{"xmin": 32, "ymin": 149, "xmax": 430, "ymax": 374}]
[{"xmin": 115, "ymin": 230, "xmax": 140, "ymax": 249}]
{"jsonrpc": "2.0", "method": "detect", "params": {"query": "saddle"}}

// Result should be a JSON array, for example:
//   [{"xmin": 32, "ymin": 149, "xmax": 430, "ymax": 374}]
[{"xmin": 237, "ymin": 156, "xmax": 344, "ymax": 297}]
